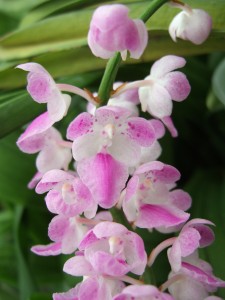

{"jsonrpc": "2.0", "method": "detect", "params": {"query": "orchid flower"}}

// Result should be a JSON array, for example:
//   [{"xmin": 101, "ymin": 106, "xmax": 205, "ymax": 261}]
[
  {"xmin": 88, "ymin": 4, "xmax": 148, "ymax": 60},
  {"xmin": 123, "ymin": 161, "xmax": 191, "ymax": 230},
  {"xmin": 64, "ymin": 221, "xmax": 147, "ymax": 278},
  {"xmin": 167, "ymin": 252, "xmax": 225, "ymax": 300},
  {"xmin": 149, "ymin": 219, "xmax": 215, "ymax": 271},
  {"xmin": 169, "ymin": 3, "xmax": 212, "ymax": 45}
]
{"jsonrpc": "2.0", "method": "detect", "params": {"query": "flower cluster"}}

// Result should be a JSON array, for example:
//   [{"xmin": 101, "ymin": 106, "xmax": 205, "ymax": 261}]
[{"xmin": 16, "ymin": 2, "xmax": 223, "ymax": 300}]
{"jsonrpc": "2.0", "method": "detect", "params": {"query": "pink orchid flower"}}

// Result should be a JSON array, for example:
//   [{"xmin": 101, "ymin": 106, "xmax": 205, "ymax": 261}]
[
  {"xmin": 64, "ymin": 221, "xmax": 147, "ymax": 278},
  {"xmin": 123, "ymin": 161, "xmax": 191, "ymax": 230},
  {"xmin": 138, "ymin": 55, "xmax": 191, "ymax": 119},
  {"xmin": 67, "ymin": 106, "xmax": 156, "ymax": 167},
  {"xmin": 168, "ymin": 252, "xmax": 225, "ymax": 300},
  {"xmin": 35, "ymin": 169, "xmax": 97, "ymax": 218},
  {"xmin": 149, "ymin": 219, "xmax": 215, "ymax": 272},
  {"xmin": 88, "ymin": 4, "xmax": 148, "ymax": 60},
  {"xmin": 169, "ymin": 4, "xmax": 212, "ymax": 45},
  {"xmin": 31, "ymin": 212, "xmax": 113, "ymax": 256},
  {"xmin": 168, "ymin": 219, "xmax": 215, "ymax": 272}
]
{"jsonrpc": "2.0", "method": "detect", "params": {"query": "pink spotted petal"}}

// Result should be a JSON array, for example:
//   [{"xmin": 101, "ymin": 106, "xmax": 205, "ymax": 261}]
[
  {"xmin": 48, "ymin": 215, "xmax": 69, "ymax": 242},
  {"xmin": 169, "ymin": 189, "xmax": 192, "ymax": 211},
  {"xmin": 63, "ymin": 256, "xmax": 95, "ymax": 276},
  {"xmin": 135, "ymin": 161, "xmax": 181, "ymax": 183},
  {"xmin": 136, "ymin": 204, "xmax": 190, "ymax": 229},
  {"xmin": 179, "ymin": 227, "xmax": 201, "ymax": 257},
  {"xmin": 31, "ymin": 242, "xmax": 62, "ymax": 256},
  {"xmin": 149, "ymin": 119, "xmax": 165, "ymax": 139},
  {"xmin": 67, "ymin": 112, "xmax": 94, "ymax": 140},
  {"xmin": 182, "ymin": 262, "xmax": 225, "ymax": 287},
  {"xmin": 126, "ymin": 117, "xmax": 156, "ymax": 147},
  {"xmin": 17, "ymin": 112, "xmax": 53, "ymax": 153},
  {"xmin": 35, "ymin": 169, "xmax": 74, "ymax": 194},
  {"xmin": 93, "ymin": 222, "xmax": 127, "ymax": 239},
  {"xmin": 16, "ymin": 63, "xmax": 54, "ymax": 103},
  {"xmin": 91, "ymin": 251, "xmax": 129, "ymax": 276},
  {"xmin": 150, "ymin": 55, "xmax": 186, "ymax": 78},
  {"xmin": 160, "ymin": 71, "xmax": 191, "ymax": 102},
  {"xmin": 77, "ymin": 153, "xmax": 128, "ymax": 209}
]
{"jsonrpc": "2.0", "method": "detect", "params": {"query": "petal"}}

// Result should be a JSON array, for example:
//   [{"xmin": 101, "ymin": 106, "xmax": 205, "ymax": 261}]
[
  {"xmin": 16, "ymin": 112, "xmax": 53, "ymax": 153},
  {"xmin": 179, "ymin": 227, "xmax": 201, "ymax": 257},
  {"xmin": 31, "ymin": 242, "xmax": 62, "ymax": 256},
  {"xmin": 169, "ymin": 189, "xmax": 192, "ymax": 211},
  {"xmin": 182, "ymin": 262, "xmax": 225, "ymax": 287},
  {"xmin": 108, "ymin": 134, "xmax": 141, "ymax": 167},
  {"xmin": 136, "ymin": 204, "xmax": 190, "ymax": 229},
  {"xmin": 191, "ymin": 224, "xmax": 215, "ymax": 248},
  {"xmin": 48, "ymin": 215, "xmax": 69, "ymax": 242},
  {"xmin": 169, "ymin": 9, "xmax": 212, "ymax": 45},
  {"xmin": 150, "ymin": 55, "xmax": 186, "ymax": 78},
  {"xmin": 17, "ymin": 63, "xmax": 55, "ymax": 103},
  {"xmin": 129, "ymin": 19, "xmax": 148, "ymax": 59},
  {"xmin": 139, "ymin": 83, "xmax": 173, "ymax": 118},
  {"xmin": 160, "ymin": 71, "xmax": 191, "ymax": 101},
  {"xmin": 135, "ymin": 161, "xmax": 181, "ymax": 183},
  {"xmin": 67, "ymin": 112, "xmax": 94, "ymax": 140},
  {"xmin": 63, "ymin": 256, "xmax": 94, "ymax": 276},
  {"xmin": 93, "ymin": 222, "xmax": 127, "ymax": 238},
  {"xmin": 77, "ymin": 153, "xmax": 128, "ymax": 209},
  {"xmin": 72, "ymin": 133, "xmax": 101, "ymax": 161},
  {"xmin": 91, "ymin": 251, "xmax": 129, "ymax": 276},
  {"xmin": 27, "ymin": 171, "xmax": 42, "ymax": 189},
  {"xmin": 36, "ymin": 144, "xmax": 72, "ymax": 173},
  {"xmin": 35, "ymin": 169, "xmax": 74, "ymax": 194},
  {"xmin": 126, "ymin": 117, "xmax": 156, "ymax": 146},
  {"xmin": 149, "ymin": 119, "xmax": 165, "ymax": 139},
  {"xmin": 168, "ymin": 240, "xmax": 182, "ymax": 272},
  {"xmin": 162, "ymin": 116, "xmax": 178, "ymax": 138},
  {"xmin": 48, "ymin": 93, "xmax": 71, "ymax": 122}
]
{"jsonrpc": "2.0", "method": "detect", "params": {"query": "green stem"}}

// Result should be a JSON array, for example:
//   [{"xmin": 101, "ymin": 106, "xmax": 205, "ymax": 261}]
[
  {"xmin": 140, "ymin": 0, "xmax": 169, "ymax": 22},
  {"xmin": 97, "ymin": 0, "xmax": 169, "ymax": 105}
]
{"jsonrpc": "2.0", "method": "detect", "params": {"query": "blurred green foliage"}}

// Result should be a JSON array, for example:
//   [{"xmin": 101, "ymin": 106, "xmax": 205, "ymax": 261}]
[{"xmin": 0, "ymin": 0, "xmax": 225, "ymax": 299}]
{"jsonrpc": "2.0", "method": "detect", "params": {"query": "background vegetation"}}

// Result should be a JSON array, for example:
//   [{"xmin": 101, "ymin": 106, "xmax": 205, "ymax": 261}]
[{"xmin": 0, "ymin": 0, "xmax": 225, "ymax": 299}]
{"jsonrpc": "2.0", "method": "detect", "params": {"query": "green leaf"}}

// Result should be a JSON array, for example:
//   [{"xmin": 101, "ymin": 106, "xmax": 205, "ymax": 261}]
[
  {"xmin": 0, "ymin": 90, "xmax": 45, "ymax": 138},
  {"xmin": 0, "ymin": 132, "xmax": 37, "ymax": 204},
  {"xmin": 20, "ymin": 0, "xmax": 105, "ymax": 27},
  {"xmin": 0, "ymin": 0, "xmax": 224, "ymax": 62},
  {"xmin": 212, "ymin": 57, "xmax": 225, "ymax": 106},
  {"xmin": 14, "ymin": 205, "xmax": 36, "ymax": 300}
]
